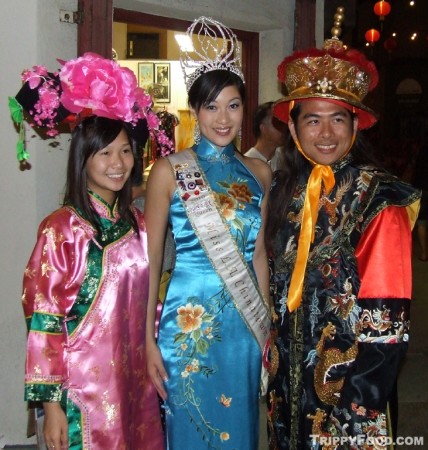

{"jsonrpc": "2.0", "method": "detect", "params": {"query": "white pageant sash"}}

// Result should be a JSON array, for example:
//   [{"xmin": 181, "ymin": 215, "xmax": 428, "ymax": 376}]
[{"xmin": 168, "ymin": 149, "xmax": 270, "ymax": 352}]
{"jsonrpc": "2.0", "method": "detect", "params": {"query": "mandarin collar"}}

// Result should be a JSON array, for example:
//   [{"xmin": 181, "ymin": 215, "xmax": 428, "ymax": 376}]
[
  {"xmin": 194, "ymin": 136, "xmax": 235, "ymax": 162},
  {"xmin": 331, "ymin": 153, "xmax": 353, "ymax": 173},
  {"xmin": 88, "ymin": 190, "xmax": 120, "ymax": 221}
]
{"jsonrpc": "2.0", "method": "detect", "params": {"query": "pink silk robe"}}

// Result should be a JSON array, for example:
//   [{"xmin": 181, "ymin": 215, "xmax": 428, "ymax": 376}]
[{"xmin": 22, "ymin": 195, "xmax": 164, "ymax": 449}]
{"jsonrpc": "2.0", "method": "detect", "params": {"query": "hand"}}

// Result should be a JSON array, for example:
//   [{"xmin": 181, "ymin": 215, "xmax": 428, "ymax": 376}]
[
  {"xmin": 43, "ymin": 402, "xmax": 68, "ymax": 449},
  {"xmin": 146, "ymin": 339, "xmax": 168, "ymax": 400}
]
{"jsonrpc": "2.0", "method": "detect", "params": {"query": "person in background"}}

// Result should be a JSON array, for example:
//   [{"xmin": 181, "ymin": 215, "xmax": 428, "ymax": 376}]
[
  {"xmin": 145, "ymin": 17, "xmax": 271, "ymax": 449},
  {"xmin": 245, "ymin": 101, "xmax": 287, "ymax": 171},
  {"xmin": 11, "ymin": 53, "xmax": 171, "ymax": 450},
  {"xmin": 265, "ymin": 8, "xmax": 421, "ymax": 449}
]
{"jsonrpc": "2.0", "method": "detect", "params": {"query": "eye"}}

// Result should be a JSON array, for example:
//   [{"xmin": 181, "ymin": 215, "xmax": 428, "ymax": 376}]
[
  {"xmin": 333, "ymin": 116, "xmax": 345, "ymax": 123},
  {"xmin": 307, "ymin": 119, "xmax": 319, "ymax": 125},
  {"xmin": 229, "ymin": 102, "xmax": 241, "ymax": 110},
  {"xmin": 205, "ymin": 104, "xmax": 217, "ymax": 111},
  {"xmin": 98, "ymin": 150, "xmax": 109, "ymax": 156},
  {"xmin": 122, "ymin": 147, "xmax": 132, "ymax": 154}
]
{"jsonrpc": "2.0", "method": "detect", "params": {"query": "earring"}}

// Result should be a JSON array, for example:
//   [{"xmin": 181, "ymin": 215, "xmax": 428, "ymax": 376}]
[
  {"xmin": 194, "ymin": 121, "xmax": 201, "ymax": 144},
  {"xmin": 237, "ymin": 127, "xmax": 242, "ymax": 141}
]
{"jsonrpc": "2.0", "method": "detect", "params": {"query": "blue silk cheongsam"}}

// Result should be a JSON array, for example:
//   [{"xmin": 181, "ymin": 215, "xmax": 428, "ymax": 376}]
[{"xmin": 158, "ymin": 137, "xmax": 266, "ymax": 449}]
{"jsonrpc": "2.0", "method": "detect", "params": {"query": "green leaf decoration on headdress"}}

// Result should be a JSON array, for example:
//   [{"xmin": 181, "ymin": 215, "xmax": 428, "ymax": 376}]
[
  {"xmin": 8, "ymin": 96, "xmax": 29, "ymax": 162},
  {"xmin": 8, "ymin": 96, "xmax": 23, "ymax": 124},
  {"xmin": 16, "ymin": 140, "xmax": 30, "ymax": 162}
]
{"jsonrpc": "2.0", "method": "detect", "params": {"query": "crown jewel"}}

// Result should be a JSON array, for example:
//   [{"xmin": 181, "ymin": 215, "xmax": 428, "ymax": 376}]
[{"xmin": 180, "ymin": 16, "xmax": 244, "ymax": 92}]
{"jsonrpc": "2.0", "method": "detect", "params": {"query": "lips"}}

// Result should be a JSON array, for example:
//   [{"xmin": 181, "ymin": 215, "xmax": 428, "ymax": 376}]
[
  {"xmin": 316, "ymin": 144, "xmax": 337, "ymax": 153},
  {"xmin": 215, "ymin": 127, "xmax": 232, "ymax": 136}
]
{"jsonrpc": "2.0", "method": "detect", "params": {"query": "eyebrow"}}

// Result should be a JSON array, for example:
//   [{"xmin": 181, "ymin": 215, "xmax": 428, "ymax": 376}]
[
  {"xmin": 209, "ymin": 96, "xmax": 242, "ymax": 103},
  {"xmin": 302, "ymin": 111, "xmax": 348, "ymax": 119}
]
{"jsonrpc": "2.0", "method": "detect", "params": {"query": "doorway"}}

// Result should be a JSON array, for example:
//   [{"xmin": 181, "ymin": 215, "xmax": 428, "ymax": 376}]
[{"xmin": 77, "ymin": 1, "xmax": 259, "ymax": 151}]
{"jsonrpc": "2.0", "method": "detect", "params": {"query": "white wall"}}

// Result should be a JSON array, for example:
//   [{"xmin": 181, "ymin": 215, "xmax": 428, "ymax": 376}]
[
  {"xmin": 114, "ymin": 0, "xmax": 296, "ymax": 103},
  {"xmin": 0, "ymin": 0, "xmax": 299, "ymax": 445},
  {"xmin": 0, "ymin": 0, "xmax": 77, "ymax": 446}
]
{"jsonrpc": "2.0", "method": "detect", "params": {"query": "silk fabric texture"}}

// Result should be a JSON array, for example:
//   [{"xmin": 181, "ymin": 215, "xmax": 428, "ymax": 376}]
[
  {"xmin": 267, "ymin": 156, "xmax": 420, "ymax": 449},
  {"xmin": 158, "ymin": 137, "xmax": 265, "ymax": 449},
  {"xmin": 22, "ymin": 193, "xmax": 164, "ymax": 449}
]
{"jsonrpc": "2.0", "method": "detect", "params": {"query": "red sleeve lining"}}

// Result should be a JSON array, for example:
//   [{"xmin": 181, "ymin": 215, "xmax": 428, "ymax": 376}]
[{"xmin": 355, "ymin": 206, "xmax": 412, "ymax": 299}]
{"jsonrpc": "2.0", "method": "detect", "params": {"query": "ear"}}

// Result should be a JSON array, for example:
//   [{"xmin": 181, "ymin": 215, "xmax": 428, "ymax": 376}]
[
  {"xmin": 189, "ymin": 106, "xmax": 197, "ymax": 121},
  {"xmin": 259, "ymin": 121, "xmax": 267, "ymax": 134}
]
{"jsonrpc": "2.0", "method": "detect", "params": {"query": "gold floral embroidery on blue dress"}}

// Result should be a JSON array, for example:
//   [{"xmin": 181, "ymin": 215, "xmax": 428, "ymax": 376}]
[
  {"xmin": 173, "ymin": 294, "xmax": 232, "ymax": 442},
  {"xmin": 175, "ymin": 299, "xmax": 218, "ymax": 362},
  {"xmin": 159, "ymin": 137, "xmax": 264, "ymax": 448},
  {"xmin": 215, "ymin": 179, "xmax": 254, "ymax": 249}
]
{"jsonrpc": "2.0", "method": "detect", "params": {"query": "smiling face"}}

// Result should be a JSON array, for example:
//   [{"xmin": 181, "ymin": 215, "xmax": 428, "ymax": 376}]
[
  {"xmin": 86, "ymin": 128, "xmax": 134, "ymax": 205},
  {"xmin": 192, "ymin": 85, "xmax": 244, "ymax": 149},
  {"xmin": 289, "ymin": 99, "xmax": 358, "ymax": 166}
]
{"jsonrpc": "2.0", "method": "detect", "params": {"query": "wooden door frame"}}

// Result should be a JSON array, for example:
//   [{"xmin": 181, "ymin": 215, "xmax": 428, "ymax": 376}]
[
  {"xmin": 294, "ymin": 0, "xmax": 316, "ymax": 50},
  {"xmin": 77, "ymin": 1, "xmax": 259, "ymax": 151},
  {"xmin": 77, "ymin": 0, "xmax": 112, "ymax": 58},
  {"xmin": 76, "ymin": 0, "xmax": 315, "ymax": 150}
]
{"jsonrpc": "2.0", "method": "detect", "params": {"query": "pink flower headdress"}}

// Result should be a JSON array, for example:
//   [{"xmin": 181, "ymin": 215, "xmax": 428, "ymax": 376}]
[{"xmin": 9, "ymin": 52, "xmax": 174, "ymax": 163}]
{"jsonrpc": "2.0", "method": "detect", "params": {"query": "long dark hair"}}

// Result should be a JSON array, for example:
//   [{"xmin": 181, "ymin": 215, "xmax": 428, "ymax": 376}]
[
  {"xmin": 63, "ymin": 116, "xmax": 139, "ymax": 235},
  {"xmin": 266, "ymin": 102, "xmax": 382, "ymax": 249},
  {"xmin": 188, "ymin": 69, "xmax": 245, "ymax": 112}
]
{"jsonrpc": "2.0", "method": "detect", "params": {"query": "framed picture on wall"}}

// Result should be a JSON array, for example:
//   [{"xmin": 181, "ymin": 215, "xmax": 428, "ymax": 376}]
[
  {"xmin": 138, "ymin": 62, "xmax": 154, "ymax": 91},
  {"xmin": 153, "ymin": 63, "xmax": 170, "ymax": 103}
]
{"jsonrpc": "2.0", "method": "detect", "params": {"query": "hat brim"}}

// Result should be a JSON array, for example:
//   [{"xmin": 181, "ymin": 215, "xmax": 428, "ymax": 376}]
[{"xmin": 273, "ymin": 95, "xmax": 378, "ymax": 130}]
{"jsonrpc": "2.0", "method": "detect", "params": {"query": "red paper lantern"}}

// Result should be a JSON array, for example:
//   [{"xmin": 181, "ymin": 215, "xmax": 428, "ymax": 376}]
[
  {"xmin": 374, "ymin": 1, "xmax": 391, "ymax": 20},
  {"xmin": 365, "ymin": 28, "xmax": 381, "ymax": 45}
]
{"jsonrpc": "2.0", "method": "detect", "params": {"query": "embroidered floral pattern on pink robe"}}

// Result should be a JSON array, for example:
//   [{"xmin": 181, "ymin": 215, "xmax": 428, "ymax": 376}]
[{"xmin": 22, "ymin": 193, "xmax": 164, "ymax": 449}]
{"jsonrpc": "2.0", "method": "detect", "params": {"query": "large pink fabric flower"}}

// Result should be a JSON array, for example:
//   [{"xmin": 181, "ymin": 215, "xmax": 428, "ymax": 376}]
[
  {"xmin": 59, "ymin": 52, "xmax": 150, "ymax": 124},
  {"xmin": 14, "ymin": 52, "xmax": 175, "ymax": 162}
]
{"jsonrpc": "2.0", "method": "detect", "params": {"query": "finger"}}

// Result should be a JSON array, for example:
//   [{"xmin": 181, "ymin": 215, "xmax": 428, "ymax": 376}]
[
  {"xmin": 44, "ymin": 437, "xmax": 57, "ymax": 449},
  {"xmin": 60, "ymin": 433, "xmax": 69, "ymax": 449},
  {"xmin": 154, "ymin": 377, "xmax": 167, "ymax": 400},
  {"xmin": 158, "ymin": 366, "xmax": 169, "ymax": 383},
  {"xmin": 153, "ymin": 372, "xmax": 168, "ymax": 400},
  {"xmin": 153, "ymin": 359, "xmax": 168, "ymax": 383}
]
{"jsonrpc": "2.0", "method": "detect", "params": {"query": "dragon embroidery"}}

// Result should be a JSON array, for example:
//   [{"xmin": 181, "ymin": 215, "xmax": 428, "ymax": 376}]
[
  {"xmin": 288, "ymin": 175, "xmax": 354, "ymax": 227},
  {"xmin": 359, "ymin": 306, "xmax": 393, "ymax": 335},
  {"xmin": 314, "ymin": 322, "xmax": 358, "ymax": 405}
]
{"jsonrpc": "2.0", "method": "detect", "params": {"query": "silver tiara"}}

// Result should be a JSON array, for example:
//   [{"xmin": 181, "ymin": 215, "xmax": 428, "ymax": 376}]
[{"xmin": 180, "ymin": 16, "xmax": 244, "ymax": 92}]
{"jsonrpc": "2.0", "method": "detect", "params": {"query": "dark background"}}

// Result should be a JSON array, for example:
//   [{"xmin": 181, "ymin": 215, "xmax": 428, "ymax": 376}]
[{"xmin": 324, "ymin": 0, "xmax": 428, "ymax": 177}]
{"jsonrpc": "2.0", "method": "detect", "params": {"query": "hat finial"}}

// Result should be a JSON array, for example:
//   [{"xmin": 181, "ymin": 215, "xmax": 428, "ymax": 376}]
[{"xmin": 324, "ymin": 6, "xmax": 346, "ymax": 51}]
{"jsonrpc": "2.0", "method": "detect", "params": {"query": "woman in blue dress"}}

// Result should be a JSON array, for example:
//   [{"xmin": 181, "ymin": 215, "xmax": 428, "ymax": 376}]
[{"xmin": 145, "ymin": 17, "xmax": 272, "ymax": 450}]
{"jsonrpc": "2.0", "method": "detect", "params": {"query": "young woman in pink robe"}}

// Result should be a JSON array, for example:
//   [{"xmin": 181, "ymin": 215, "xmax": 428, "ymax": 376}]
[{"xmin": 21, "ymin": 116, "xmax": 164, "ymax": 449}]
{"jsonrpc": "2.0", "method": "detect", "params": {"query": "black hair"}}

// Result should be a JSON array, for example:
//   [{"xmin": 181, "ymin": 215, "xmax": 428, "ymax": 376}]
[
  {"xmin": 252, "ymin": 101, "xmax": 274, "ymax": 138},
  {"xmin": 265, "ymin": 102, "xmax": 382, "ymax": 250},
  {"xmin": 188, "ymin": 69, "xmax": 245, "ymax": 112},
  {"xmin": 63, "ymin": 116, "xmax": 139, "ymax": 235}
]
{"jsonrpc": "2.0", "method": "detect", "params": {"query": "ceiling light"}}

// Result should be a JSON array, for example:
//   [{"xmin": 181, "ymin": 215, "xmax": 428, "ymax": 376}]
[{"xmin": 174, "ymin": 34, "xmax": 194, "ymax": 52}]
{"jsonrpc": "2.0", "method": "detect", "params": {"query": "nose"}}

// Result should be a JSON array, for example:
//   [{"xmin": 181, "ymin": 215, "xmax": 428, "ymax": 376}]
[
  {"xmin": 320, "ymin": 121, "xmax": 332, "ymax": 138},
  {"xmin": 217, "ymin": 108, "xmax": 230, "ymax": 124},
  {"xmin": 111, "ymin": 153, "xmax": 124, "ymax": 168}
]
